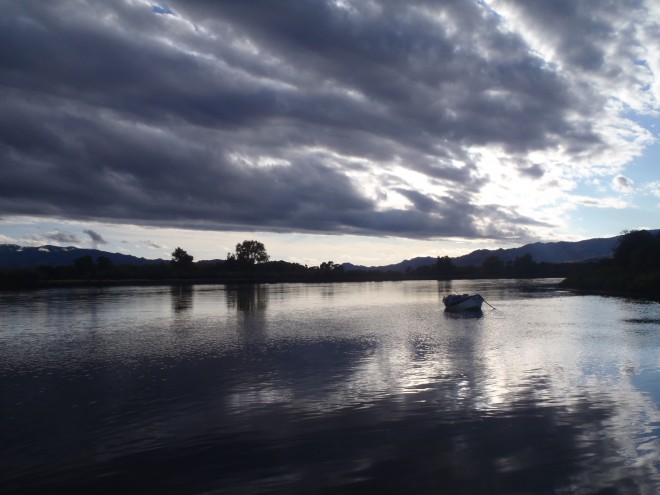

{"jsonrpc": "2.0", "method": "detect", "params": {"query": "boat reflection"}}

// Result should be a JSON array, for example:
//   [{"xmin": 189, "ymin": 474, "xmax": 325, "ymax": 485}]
[{"xmin": 443, "ymin": 309, "xmax": 483, "ymax": 319}]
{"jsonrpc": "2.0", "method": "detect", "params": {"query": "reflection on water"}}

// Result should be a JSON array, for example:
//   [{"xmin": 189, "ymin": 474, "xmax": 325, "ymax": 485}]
[
  {"xmin": 443, "ymin": 309, "xmax": 483, "ymax": 319},
  {"xmin": 226, "ymin": 284, "xmax": 268, "ymax": 313},
  {"xmin": 1, "ymin": 280, "xmax": 659, "ymax": 493},
  {"xmin": 171, "ymin": 285, "xmax": 194, "ymax": 313}
]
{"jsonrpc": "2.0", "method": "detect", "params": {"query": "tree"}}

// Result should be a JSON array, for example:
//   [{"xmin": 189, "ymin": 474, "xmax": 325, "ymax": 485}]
[
  {"xmin": 512, "ymin": 253, "xmax": 536, "ymax": 277},
  {"xmin": 96, "ymin": 256, "xmax": 114, "ymax": 270},
  {"xmin": 74, "ymin": 255, "xmax": 94, "ymax": 276},
  {"xmin": 435, "ymin": 256, "xmax": 456, "ymax": 278},
  {"xmin": 614, "ymin": 230, "xmax": 657, "ymax": 268},
  {"xmin": 232, "ymin": 240, "xmax": 269, "ymax": 265},
  {"xmin": 171, "ymin": 247, "xmax": 193, "ymax": 268},
  {"xmin": 481, "ymin": 255, "xmax": 504, "ymax": 277},
  {"xmin": 320, "ymin": 261, "xmax": 342, "ymax": 272},
  {"xmin": 95, "ymin": 256, "xmax": 114, "ymax": 279}
]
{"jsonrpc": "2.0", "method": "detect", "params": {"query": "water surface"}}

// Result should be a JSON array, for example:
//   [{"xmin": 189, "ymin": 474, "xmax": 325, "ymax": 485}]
[{"xmin": 2, "ymin": 280, "xmax": 660, "ymax": 493}]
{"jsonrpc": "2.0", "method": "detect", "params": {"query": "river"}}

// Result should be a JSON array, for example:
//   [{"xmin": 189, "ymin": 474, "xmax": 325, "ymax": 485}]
[{"xmin": 1, "ymin": 279, "xmax": 659, "ymax": 493}]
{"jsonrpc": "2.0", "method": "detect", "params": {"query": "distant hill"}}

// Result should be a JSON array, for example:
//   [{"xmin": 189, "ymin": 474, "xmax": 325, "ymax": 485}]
[
  {"xmin": 343, "ymin": 257, "xmax": 438, "ymax": 272},
  {"xmin": 343, "ymin": 231, "xmax": 659, "ymax": 272},
  {"xmin": 2, "ymin": 230, "xmax": 658, "ymax": 272},
  {"xmin": 0, "ymin": 245, "xmax": 164, "ymax": 269},
  {"xmin": 451, "ymin": 236, "xmax": 623, "ymax": 267}
]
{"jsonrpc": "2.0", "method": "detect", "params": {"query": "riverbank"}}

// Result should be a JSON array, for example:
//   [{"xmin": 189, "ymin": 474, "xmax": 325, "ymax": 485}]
[
  {"xmin": 0, "ymin": 267, "xmax": 547, "ymax": 290},
  {"xmin": 560, "ymin": 265, "xmax": 660, "ymax": 300}
]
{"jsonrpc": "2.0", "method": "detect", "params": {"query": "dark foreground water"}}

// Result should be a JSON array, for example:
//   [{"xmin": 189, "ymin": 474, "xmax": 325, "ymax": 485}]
[{"xmin": 2, "ymin": 279, "xmax": 660, "ymax": 494}]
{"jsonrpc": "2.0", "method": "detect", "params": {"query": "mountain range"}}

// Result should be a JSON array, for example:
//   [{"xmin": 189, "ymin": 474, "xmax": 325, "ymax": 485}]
[
  {"xmin": 0, "ymin": 245, "xmax": 163, "ymax": 269},
  {"xmin": 342, "ymin": 231, "xmax": 659, "ymax": 272},
  {"xmin": 1, "ymin": 230, "xmax": 656, "ymax": 270}
]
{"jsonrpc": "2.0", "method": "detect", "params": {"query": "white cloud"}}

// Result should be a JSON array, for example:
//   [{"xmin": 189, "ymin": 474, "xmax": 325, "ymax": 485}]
[
  {"xmin": 571, "ymin": 195, "xmax": 629, "ymax": 209},
  {"xmin": 141, "ymin": 240, "xmax": 167, "ymax": 249},
  {"xmin": 644, "ymin": 181, "xmax": 660, "ymax": 198},
  {"xmin": 612, "ymin": 174, "xmax": 634, "ymax": 193}
]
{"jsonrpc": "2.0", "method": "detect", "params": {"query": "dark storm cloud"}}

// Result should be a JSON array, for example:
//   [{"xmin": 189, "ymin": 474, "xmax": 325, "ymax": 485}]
[
  {"xmin": 492, "ymin": 0, "xmax": 655, "ymax": 111},
  {"xmin": 498, "ymin": 0, "xmax": 642, "ymax": 71},
  {"xmin": 0, "ymin": 0, "xmax": 646, "ymax": 240}
]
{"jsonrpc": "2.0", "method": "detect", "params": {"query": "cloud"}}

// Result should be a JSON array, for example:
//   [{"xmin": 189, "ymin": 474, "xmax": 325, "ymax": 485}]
[
  {"xmin": 489, "ymin": 0, "xmax": 659, "ymax": 113},
  {"xmin": 84, "ymin": 229, "xmax": 107, "ymax": 246},
  {"xmin": 0, "ymin": 0, "xmax": 657, "ymax": 243},
  {"xmin": 18, "ymin": 230, "xmax": 80, "ymax": 247},
  {"xmin": 572, "ymin": 195, "xmax": 629, "ymax": 209},
  {"xmin": 142, "ymin": 240, "xmax": 166, "ymax": 249},
  {"xmin": 19, "ymin": 229, "xmax": 107, "ymax": 247},
  {"xmin": 643, "ymin": 181, "xmax": 660, "ymax": 198},
  {"xmin": 612, "ymin": 174, "xmax": 634, "ymax": 193},
  {"xmin": 44, "ymin": 230, "xmax": 80, "ymax": 244},
  {"xmin": 0, "ymin": 234, "xmax": 16, "ymax": 244},
  {"xmin": 517, "ymin": 164, "xmax": 545, "ymax": 180}
]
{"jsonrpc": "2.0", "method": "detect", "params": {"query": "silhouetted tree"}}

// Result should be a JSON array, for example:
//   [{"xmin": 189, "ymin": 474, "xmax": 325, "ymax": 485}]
[
  {"xmin": 94, "ymin": 256, "xmax": 114, "ymax": 280},
  {"xmin": 171, "ymin": 247, "xmax": 193, "ymax": 268},
  {"xmin": 562, "ymin": 229, "xmax": 660, "ymax": 295},
  {"xmin": 74, "ymin": 255, "xmax": 94, "ymax": 272},
  {"xmin": 513, "ymin": 253, "xmax": 536, "ymax": 277},
  {"xmin": 481, "ymin": 255, "xmax": 504, "ymax": 277},
  {"xmin": 613, "ymin": 230, "xmax": 658, "ymax": 268},
  {"xmin": 320, "ymin": 261, "xmax": 343, "ymax": 272},
  {"xmin": 96, "ymin": 256, "xmax": 113, "ymax": 270},
  {"xmin": 435, "ymin": 256, "xmax": 456, "ymax": 278},
  {"xmin": 232, "ymin": 240, "xmax": 269, "ymax": 265}
]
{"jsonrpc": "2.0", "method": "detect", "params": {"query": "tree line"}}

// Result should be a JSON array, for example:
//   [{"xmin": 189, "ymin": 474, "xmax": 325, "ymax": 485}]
[
  {"xmin": 2, "ymin": 232, "xmax": 658, "ymax": 297},
  {"xmin": 560, "ymin": 229, "xmax": 660, "ymax": 296},
  {"xmin": 0, "ymin": 239, "xmax": 573, "ymax": 287}
]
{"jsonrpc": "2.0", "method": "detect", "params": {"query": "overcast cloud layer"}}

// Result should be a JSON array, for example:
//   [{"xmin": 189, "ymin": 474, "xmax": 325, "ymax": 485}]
[{"xmin": 1, "ymin": 0, "xmax": 658, "ymax": 242}]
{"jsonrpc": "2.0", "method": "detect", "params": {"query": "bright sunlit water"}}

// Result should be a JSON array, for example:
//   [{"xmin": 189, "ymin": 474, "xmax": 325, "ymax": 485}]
[{"xmin": 2, "ymin": 279, "xmax": 660, "ymax": 493}]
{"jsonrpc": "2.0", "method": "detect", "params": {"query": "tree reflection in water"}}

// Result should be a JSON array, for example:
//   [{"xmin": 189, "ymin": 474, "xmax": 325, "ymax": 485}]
[
  {"xmin": 170, "ymin": 285, "xmax": 194, "ymax": 313},
  {"xmin": 226, "ymin": 284, "xmax": 268, "ymax": 314}
]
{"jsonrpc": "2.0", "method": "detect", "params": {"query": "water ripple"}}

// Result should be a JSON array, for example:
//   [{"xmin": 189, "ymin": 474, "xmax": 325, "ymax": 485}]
[{"xmin": 1, "ymin": 281, "xmax": 660, "ymax": 493}]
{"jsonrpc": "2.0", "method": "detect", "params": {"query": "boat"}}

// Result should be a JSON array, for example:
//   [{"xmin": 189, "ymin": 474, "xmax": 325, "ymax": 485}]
[{"xmin": 442, "ymin": 293, "xmax": 483, "ymax": 311}]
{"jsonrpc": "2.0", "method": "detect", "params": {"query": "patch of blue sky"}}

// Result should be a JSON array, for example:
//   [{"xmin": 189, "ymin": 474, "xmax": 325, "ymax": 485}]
[
  {"xmin": 624, "ymin": 146, "xmax": 659, "ymax": 192},
  {"xmin": 567, "ymin": 137, "xmax": 658, "ymax": 236},
  {"xmin": 568, "ymin": 205, "xmax": 652, "ymax": 239},
  {"xmin": 151, "ymin": 5, "xmax": 173, "ymax": 16},
  {"xmin": 568, "ymin": 172, "xmax": 659, "ymax": 232}
]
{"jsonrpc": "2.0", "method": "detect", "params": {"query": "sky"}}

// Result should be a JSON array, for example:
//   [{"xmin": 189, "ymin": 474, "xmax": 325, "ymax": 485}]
[{"xmin": 1, "ymin": 0, "xmax": 659, "ymax": 266}]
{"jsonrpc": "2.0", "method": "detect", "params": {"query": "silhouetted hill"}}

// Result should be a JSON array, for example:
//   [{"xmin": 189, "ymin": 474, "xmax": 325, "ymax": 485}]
[
  {"xmin": 3, "ymin": 230, "xmax": 658, "ymax": 272},
  {"xmin": 452, "ymin": 236, "xmax": 624, "ymax": 267},
  {"xmin": 0, "ymin": 244, "xmax": 163, "ymax": 268},
  {"xmin": 343, "ymin": 257, "xmax": 437, "ymax": 272},
  {"xmin": 343, "ymin": 231, "xmax": 659, "ymax": 272}
]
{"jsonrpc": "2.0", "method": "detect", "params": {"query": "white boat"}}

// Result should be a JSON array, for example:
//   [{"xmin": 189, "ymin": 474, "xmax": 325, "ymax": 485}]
[{"xmin": 442, "ymin": 293, "xmax": 483, "ymax": 311}]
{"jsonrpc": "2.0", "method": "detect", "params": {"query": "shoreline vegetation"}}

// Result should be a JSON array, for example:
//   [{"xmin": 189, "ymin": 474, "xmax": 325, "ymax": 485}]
[
  {"xmin": 559, "ymin": 229, "xmax": 660, "ymax": 299},
  {"xmin": 1, "ymin": 232, "xmax": 659, "ymax": 299}
]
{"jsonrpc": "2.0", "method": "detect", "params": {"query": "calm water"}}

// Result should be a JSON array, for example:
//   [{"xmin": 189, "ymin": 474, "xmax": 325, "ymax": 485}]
[{"xmin": 2, "ymin": 279, "xmax": 660, "ymax": 494}]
